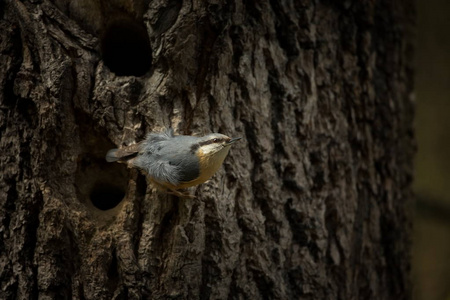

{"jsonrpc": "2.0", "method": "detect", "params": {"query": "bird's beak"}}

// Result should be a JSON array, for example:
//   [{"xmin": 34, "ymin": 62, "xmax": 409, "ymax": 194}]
[{"xmin": 226, "ymin": 137, "xmax": 242, "ymax": 145}]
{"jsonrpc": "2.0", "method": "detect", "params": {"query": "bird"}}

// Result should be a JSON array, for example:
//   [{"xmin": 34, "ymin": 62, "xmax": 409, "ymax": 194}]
[{"xmin": 105, "ymin": 129, "xmax": 241, "ymax": 197}]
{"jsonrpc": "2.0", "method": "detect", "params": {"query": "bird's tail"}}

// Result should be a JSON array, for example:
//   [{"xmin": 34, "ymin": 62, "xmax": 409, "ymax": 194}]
[
  {"xmin": 106, "ymin": 142, "xmax": 142, "ymax": 163},
  {"xmin": 105, "ymin": 149, "xmax": 120, "ymax": 162}
]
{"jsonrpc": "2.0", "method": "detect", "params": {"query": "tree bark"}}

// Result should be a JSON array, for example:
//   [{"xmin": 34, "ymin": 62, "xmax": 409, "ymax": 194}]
[{"xmin": 0, "ymin": 0, "xmax": 415, "ymax": 299}]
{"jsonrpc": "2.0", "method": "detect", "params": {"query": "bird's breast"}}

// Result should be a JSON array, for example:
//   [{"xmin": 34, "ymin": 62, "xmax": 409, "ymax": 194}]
[{"xmin": 177, "ymin": 147, "xmax": 230, "ymax": 189}]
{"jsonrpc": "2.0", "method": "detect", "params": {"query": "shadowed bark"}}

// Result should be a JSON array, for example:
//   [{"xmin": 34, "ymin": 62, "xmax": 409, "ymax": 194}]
[{"xmin": 0, "ymin": 0, "xmax": 414, "ymax": 299}]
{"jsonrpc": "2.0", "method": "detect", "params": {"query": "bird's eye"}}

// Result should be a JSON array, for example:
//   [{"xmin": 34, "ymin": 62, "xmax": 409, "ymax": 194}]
[{"xmin": 213, "ymin": 138, "xmax": 219, "ymax": 143}]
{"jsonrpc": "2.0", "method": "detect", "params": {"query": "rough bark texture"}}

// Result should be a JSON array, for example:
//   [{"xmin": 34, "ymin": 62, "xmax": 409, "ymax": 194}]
[{"xmin": 0, "ymin": 0, "xmax": 415, "ymax": 299}]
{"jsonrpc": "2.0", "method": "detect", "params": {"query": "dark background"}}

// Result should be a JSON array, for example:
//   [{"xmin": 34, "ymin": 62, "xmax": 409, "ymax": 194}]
[{"xmin": 413, "ymin": 0, "xmax": 450, "ymax": 299}]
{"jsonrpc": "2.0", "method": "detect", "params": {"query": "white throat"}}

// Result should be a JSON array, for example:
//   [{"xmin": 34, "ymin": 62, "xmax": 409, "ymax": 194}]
[
  {"xmin": 200, "ymin": 144, "xmax": 231, "ymax": 171},
  {"xmin": 201, "ymin": 143, "xmax": 228, "ymax": 156}
]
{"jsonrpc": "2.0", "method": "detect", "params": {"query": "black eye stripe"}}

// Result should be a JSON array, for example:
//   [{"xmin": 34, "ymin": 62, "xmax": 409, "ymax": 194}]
[
  {"xmin": 190, "ymin": 137, "xmax": 229, "ymax": 153},
  {"xmin": 190, "ymin": 144, "xmax": 200, "ymax": 153},
  {"xmin": 198, "ymin": 137, "xmax": 228, "ymax": 147}
]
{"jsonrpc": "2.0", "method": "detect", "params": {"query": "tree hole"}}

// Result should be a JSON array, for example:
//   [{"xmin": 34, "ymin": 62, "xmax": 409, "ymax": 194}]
[
  {"xmin": 75, "ymin": 152, "xmax": 129, "ymax": 213},
  {"xmin": 74, "ymin": 110, "xmax": 130, "ymax": 217},
  {"xmin": 90, "ymin": 182, "xmax": 126, "ymax": 211},
  {"xmin": 74, "ymin": 133, "xmax": 129, "ymax": 213},
  {"xmin": 101, "ymin": 18, "xmax": 152, "ymax": 76}
]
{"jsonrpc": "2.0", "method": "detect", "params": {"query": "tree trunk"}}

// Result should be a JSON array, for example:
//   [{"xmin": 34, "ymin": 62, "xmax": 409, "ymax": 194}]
[{"xmin": 0, "ymin": 0, "xmax": 415, "ymax": 299}]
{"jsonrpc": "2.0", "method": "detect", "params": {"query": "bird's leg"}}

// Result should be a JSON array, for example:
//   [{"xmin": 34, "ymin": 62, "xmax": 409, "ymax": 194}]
[
  {"xmin": 148, "ymin": 178, "xmax": 195, "ymax": 198},
  {"xmin": 166, "ymin": 188, "xmax": 195, "ymax": 199}
]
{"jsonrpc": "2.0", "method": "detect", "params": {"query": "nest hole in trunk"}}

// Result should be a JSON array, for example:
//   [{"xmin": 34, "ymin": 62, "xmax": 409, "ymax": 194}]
[{"xmin": 101, "ymin": 18, "xmax": 152, "ymax": 76}]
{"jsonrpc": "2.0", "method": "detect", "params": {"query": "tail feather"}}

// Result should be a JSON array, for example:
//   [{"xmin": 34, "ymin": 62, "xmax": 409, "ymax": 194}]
[{"xmin": 105, "ymin": 149, "xmax": 120, "ymax": 162}]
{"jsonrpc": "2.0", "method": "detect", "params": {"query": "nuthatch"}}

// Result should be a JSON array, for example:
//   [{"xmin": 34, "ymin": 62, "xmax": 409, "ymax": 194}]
[{"xmin": 106, "ymin": 129, "xmax": 241, "ymax": 197}]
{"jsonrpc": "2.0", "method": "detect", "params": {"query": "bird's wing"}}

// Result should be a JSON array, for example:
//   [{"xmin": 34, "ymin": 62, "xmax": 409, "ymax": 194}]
[
  {"xmin": 131, "ymin": 130, "xmax": 179, "ymax": 185},
  {"xmin": 106, "ymin": 128, "xmax": 177, "ymax": 165},
  {"xmin": 133, "ymin": 129, "xmax": 200, "ymax": 186},
  {"xmin": 165, "ymin": 153, "xmax": 200, "ymax": 182},
  {"xmin": 147, "ymin": 160, "xmax": 182, "ymax": 186},
  {"xmin": 135, "ymin": 154, "xmax": 182, "ymax": 186},
  {"xmin": 147, "ymin": 156, "xmax": 200, "ymax": 186}
]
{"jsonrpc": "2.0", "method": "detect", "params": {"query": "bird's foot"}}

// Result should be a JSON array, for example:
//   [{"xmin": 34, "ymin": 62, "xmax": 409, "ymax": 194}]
[{"xmin": 166, "ymin": 189, "xmax": 195, "ymax": 199}]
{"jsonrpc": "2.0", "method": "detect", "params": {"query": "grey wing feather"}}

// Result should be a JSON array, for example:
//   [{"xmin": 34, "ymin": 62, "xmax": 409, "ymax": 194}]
[
  {"xmin": 141, "ymin": 159, "xmax": 182, "ymax": 185},
  {"xmin": 167, "ymin": 152, "xmax": 200, "ymax": 182},
  {"xmin": 133, "ymin": 128, "xmax": 183, "ymax": 185},
  {"xmin": 132, "ymin": 129, "xmax": 200, "ymax": 185},
  {"xmin": 133, "ymin": 152, "xmax": 183, "ymax": 185}
]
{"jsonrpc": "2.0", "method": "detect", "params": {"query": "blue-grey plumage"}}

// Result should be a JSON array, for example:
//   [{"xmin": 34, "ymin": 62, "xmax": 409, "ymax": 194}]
[
  {"xmin": 105, "ymin": 129, "xmax": 241, "ymax": 194},
  {"xmin": 133, "ymin": 129, "xmax": 201, "ymax": 185}
]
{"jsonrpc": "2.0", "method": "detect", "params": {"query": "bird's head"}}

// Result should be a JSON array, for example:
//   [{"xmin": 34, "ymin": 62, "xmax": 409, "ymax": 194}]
[{"xmin": 194, "ymin": 133, "xmax": 241, "ymax": 157}]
